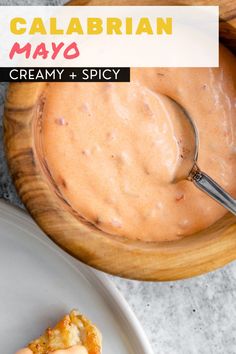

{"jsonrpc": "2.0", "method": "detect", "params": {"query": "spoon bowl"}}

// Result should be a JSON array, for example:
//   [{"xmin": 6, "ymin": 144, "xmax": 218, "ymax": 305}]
[
  {"xmin": 171, "ymin": 98, "xmax": 236, "ymax": 216},
  {"xmin": 168, "ymin": 97, "xmax": 198, "ymax": 182}
]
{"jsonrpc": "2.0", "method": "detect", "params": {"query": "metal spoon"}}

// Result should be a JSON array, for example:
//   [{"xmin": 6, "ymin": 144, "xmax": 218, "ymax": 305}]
[{"xmin": 171, "ymin": 98, "xmax": 236, "ymax": 216}]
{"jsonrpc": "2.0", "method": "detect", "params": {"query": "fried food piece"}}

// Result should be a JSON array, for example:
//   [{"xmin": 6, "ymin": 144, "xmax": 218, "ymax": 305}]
[{"xmin": 21, "ymin": 310, "xmax": 102, "ymax": 354}]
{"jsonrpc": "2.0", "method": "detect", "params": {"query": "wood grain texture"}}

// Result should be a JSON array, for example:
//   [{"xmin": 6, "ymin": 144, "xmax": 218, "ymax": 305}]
[{"xmin": 3, "ymin": 0, "xmax": 236, "ymax": 281}]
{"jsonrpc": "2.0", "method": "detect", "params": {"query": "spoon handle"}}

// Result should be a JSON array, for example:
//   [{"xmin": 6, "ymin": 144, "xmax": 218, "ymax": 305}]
[{"xmin": 190, "ymin": 167, "xmax": 236, "ymax": 216}]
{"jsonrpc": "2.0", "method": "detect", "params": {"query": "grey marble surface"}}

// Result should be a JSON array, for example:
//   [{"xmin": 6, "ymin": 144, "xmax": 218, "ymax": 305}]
[{"xmin": 1, "ymin": 2, "xmax": 236, "ymax": 353}]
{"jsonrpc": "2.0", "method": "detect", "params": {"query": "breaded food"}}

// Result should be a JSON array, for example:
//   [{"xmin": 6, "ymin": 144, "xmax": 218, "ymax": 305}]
[{"xmin": 24, "ymin": 310, "xmax": 102, "ymax": 354}]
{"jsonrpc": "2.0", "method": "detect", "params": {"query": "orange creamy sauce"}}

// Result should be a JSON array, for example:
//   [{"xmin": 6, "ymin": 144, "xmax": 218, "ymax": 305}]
[
  {"xmin": 41, "ymin": 46, "xmax": 236, "ymax": 242},
  {"xmin": 15, "ymin": 349, "xmax": 32, "ymax": 354},
  {"xmin": 15, "ymin": 345, "xmax": 88, "ymax": 354}
]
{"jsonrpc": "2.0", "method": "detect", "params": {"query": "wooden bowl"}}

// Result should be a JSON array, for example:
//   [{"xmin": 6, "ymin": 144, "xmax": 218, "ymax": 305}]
[{"xmin": 4, "ymin": 0, "xmax": 236, "ymax": 281}]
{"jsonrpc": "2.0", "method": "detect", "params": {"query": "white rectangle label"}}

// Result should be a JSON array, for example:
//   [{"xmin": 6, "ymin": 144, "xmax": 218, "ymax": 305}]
[{"xmin": 0, "ymin": 6, "xmax": 219, "ymax": 67}]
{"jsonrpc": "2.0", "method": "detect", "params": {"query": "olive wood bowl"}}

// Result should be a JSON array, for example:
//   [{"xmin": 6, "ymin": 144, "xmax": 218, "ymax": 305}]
[{"xmin": 4, "ymin": 0, "xmax": 236, "ymax": 281}]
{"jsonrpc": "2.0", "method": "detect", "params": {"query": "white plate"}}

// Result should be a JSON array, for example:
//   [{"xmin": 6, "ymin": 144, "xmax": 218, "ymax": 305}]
[{"xmin": 0, "ymin": 200, "xmax": 153, "ymax": 354}]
